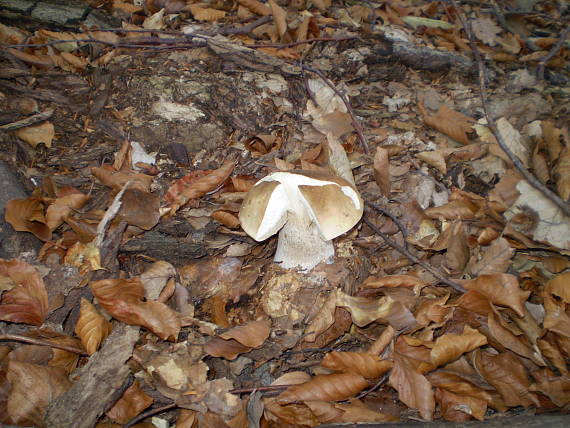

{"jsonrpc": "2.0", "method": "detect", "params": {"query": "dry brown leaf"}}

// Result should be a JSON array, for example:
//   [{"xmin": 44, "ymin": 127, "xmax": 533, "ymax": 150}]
[
  {"xmin": 367, "ymin": 325, "xmax": 395, "ymax": 356},
  {"xmin": 373, "ymin": 146, "xmax": 390, "ymax": 197},
  {"xmin": 75, "ymin": 298, "xmax": 112, "ymax": 355},
  {"xmin": 14, "ymin": 121, "xmax": 55, "ymax": 148},
  {"xmin": 473, "ymin": 350, "xmax": 539, "ymax": 407},
  {"xmin": 335, "ymin": 399, "xmax": 399, "ymax": 423},
  {"xmin": 277, "ymin": 373, "xmax": 368, "ymax": 404},
  {"xmin": 538, "ymin": 334, "xmax": 569, "ymax": 376},
  {"xmin": 116, "ymin": 188, "xmax": 160, "ymax": 230},
  {"xmin": 336, "ymin": 290, "xmax": 416, "ymax": 331},
  {"xmin": 238, "ymin": 0, "xmax": 270, "ymax": 16},
  {"xmin": 211, "ymin": 210, "xmax": 240, "ymax": 228},
  {"xmin": 543, "ymin": 293, "xmax": 570, "ymax": 338},
  {"xmin": 434, "ymin": 387, "xmax": 486, "ymax": 422},
  {"xmin": 443, "ymin": 222, "xmax": 469, "ymax": 276},
  {"xmin": 219, "ymin": 319, "xmax": 271, "ymax": 348},
  {"xmin": 91, "ymin": 166, "xmax": 153, "ymax": 193},
  {"xmin": 106, "ymin": 381, "xmax": 153, "ymax": 424},
  {"xmin": 268, "ymin": 0, "xmax": 287, "ymax": 40},
  {"xmin": 6, "ymin": 360, "xmax": 71, "ymax": 427},
  {"xmin": 430, "ymin": 325, "xmax": 487, "ymax": 367},
  {"xmin": 166, "ymin": 160, "xmax": 235, "ymax": 214},
  {"xmin": 188, "ymin": 5, "xmax": 226, "ymax": 21},
  {"xmin": 469, "ymin": 237, "xmax": 514, "ymax": 276},
  {"xmin": 546, "ymin": 271, "xmax": 570, "ymax": 304},
  {"xmin": 543, "ymin": 120, "xmax": 563, "ymax": 162},
  {"xmin": 321, "ymin": 351, "xmax": 393, "ymax": 378},
  {"xmin": 91, "ymin": 278, "xmax": 180, "ymax": 341},
  {"xmin": 204, "ymin": 337, "xmax": 251, "ymax": 360},
  {"xmin": 362, "ymin": 274, "xmax": 426, "ymax": 289},
  {"xmin": 458, "ymin": 274, "xmax": 530, "ymax": 317},
  {"xmin": 303, "ymin": 400, "xmax": 343, "ymax": 423},
  {"xmin": 390, "ymin": 352, "xmax": 435, "ymax": 420},
  {"xmin": 45, "ymin": 187, "xmax": 89, "ymax": 231},
  {"xmin": 0, "ymin": 259, "xmax": 48, "ymax": 326},
  {"xmin": 487, "ymin": 313, "xmax": 541, "ymax": 364},
  {"xmin": 179, "ymin": 257, "xmax": 242, "ymax": 301},
  {"xmin": 530, "ymin": 369, "xmax": 570, "ymax": 407},
  {"xmin": 425, "ymin": 199, "xmax": 479, "ymax": 220},
  {"xmin": 4, "ymin": 198, "xmax": 51, "ymax": 241},
  {"xmin": 264, "ymin": 400, "xmax": 321, "ymax": 426},
  {"xmin": 415, "ymin": 295, "xmax": 451, "ymax": 326},
  {"xmin": 416, "ymin": 150, "xmax": 447, "ymax": 175},
  {"xmin": 419, "ymin": 102, "xmax": 473, "ymax": 145}
]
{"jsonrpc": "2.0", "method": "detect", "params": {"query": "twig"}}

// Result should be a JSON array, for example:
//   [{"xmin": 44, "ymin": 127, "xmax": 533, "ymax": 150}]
[
  {"xmin": 249, "ymin": 36, "xmax": 356, "ymax": 49},
  {"xmin": 365, "ymin": 201, "xmax": 409, "ymax": 250},
  {"xmin": 301, "ymin": 64, "xmax": 370, "ymax": 155},
  {"xmin": 356, "ymin": 373, "xmax": 389, "ymax": 399},
  {"xmin": 0, "ymin": 108, "xmax": 54, "ymax": 131},
  {"xmin": 230, "ymin": 384, "xmax": 291, "ymax": 395},
  {"xmin": 123, "ymin": 403, "xmax": 176, "ymax": 428},
  {"xmin": 219, "ymin": 15, "xmax": 272, "ymax": 36},
  {"xmin": 363, "ymin": 217, "xmax": 466, "ymax": 293},
  {"xmin": 0, "ymin": 333, "xmax": 88, "ymax": 356},
  {"xmin": 449, "ymin": 0, "xmax": 570, "ymax": 218},
  {"xmin": 537, "ymin": 26, "xmax": 570, "ymax": 80}
]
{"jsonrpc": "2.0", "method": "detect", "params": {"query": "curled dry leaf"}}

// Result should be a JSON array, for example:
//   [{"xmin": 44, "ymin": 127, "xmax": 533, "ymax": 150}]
[
  {"xmin": 390, "ymin": 352, "xmax": 435, "ymax": 421},
  {"xmin": 0, "ymin": 259, "xmax": 48, "ymax": 326},
  {"xmin": 321, "ymin": 351, "xmax": 393, "ymax": 378},
  {"xmin": 139, "ymin": 261, "xmax": 176, "ymax": 301},
  {"xmin": 335, "ymin": 399, "xmax": 399, "ymax": 423},
  {"xmin": 543, "ymin": 293, "xmax": 570, "ymax": 338},
  {"xmin": 238, "ymin": 0, "xmax": 271, "ymax": 16},
  {"xmin": 336, "ymin": 290, "xmax": 416, "ymax": 331},
  {"xmin": 362, "ymin": 274, "xmax": 426, "ymax": 289},
  {"xmin": 188, "ymin": 5, "xmax": 226, "ymax": 21},
  {"xmin": 75, "ymin": 298, "xmax": 112, "ymax": 355},
  {"xmin": 430, "ymin": 325, "xmax": 487, "ymax": 368},
  {"xmin": 6, "ymin": 360, "xmax": 71, "ymax": 427},
  {"xmin": 116, "ymin": 188, "xmax": 160, "ymax": 230},
  {"xmin": 469, "ymin": 237, "xmax": 514, "ymax": 276},
  {"xmin": 530, "ymin": 369, "xmax": 570, "ymax": 407},
  {"xmin": 211, "ymin": 210, "xmax": 240, "ymax": 228},
  {"xmin": 546, "ymin": 271, "xmax": 570, "ymax": 304},
  {"xmin": 14, "ymin": 121, "xmax": 55, "ymax": 148},
  {"xmin": 106, "ymin": 381, "xmax": 153, "ymax": 424},
  {"xmin": 435, "ymin": 387, "xmax": 486, "ymax": 422},
  {"xmin": 415, "ymin": 295, "xmax": 451, "ymax": 326},
  {"xmin": 219, "ymin": 319, "xmax": 271, "ymax": 348},
  {"xmin": 473, "ymin": 350, "xmax": 539, "ymax": 407},
  {"xmin": 91, "ymin": 165, "xmax": 153, "ymax": 193},
  {"xmin": 4, "ymin": 198, "xmax": 51, "ymax": 241},
  {"xmin": 204, "ymin": 337, "xmax": 253, "ymax": 360},
  {"xmin": 45, "ymin": 188, "xmax": 89, "ymax": 231},
  {"xmin": 166, "ymin": 160, "xmax": 235, "ymax": 214},
  {"xmin": 277, "ymin": 373, "xmax": 368, "ymax": 404},
  {"xmin": 373, "ymin": 146, "xmax": 390, "ymax": 197},
  {"xmin": 419, "ymin": 102, "xmax": 473, "ymax": 145},
  {"xmin": 458, "ymin": 274, "xmax": 530, "ymax": 317},
  {"xmin": 268, "ymin": 0, "xmax": 287, "ymax": 41},
  {"xmin": 91, "ymin": 278, "xmax": 180, "ymax": 341},
  {"xmin": 487, "ymin": 313, "xmax": 541, "ymax": 364}
]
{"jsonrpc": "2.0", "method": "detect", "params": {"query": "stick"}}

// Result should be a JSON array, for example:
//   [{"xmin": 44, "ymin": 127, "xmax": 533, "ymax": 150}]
[
  {"xmin": 363, "ymin": 217, "xmax": 466, "ymax": 293},
  {"xmin": 537, "ymin": 26, "xmax": 570, "ymax": 80},
  {"xmin": 0, "ymin": 333, "xmax": 88, "ymax": 356},
  {"xmin": 449, "ymin": 0, "xmax": 570, "ymax": 218}
]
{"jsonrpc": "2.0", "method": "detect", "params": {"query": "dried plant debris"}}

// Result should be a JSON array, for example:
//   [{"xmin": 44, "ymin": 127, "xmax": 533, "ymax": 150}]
[{"xmin": 0, "ymin": 0, "xmax": 569, "ymax": 427}]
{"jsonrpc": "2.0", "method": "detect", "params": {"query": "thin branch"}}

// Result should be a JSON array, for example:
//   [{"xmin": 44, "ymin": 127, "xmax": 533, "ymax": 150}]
[
  {"xmin": 0, "ymin": 108, "xmax": 54, "ymax": 131},
  {"xmin": 365, "ymin": 201, "xmax": 409, "ymax": 250},
  {"xmin": 301, "ymin": 64, "xmax": 370, "ymax": 155},
  {"xmin": 230, "ymin": 384, "xmax": 291, "ymax": 394},
  {"xmin": 449, "ymin": 0, "xmax": 570, "ymax": 218},
  {"xmin": 537, "ymin": 26, "xmax": 570, "ymax": 80},
  {"xmin": 0, "ymin": 333, "xmax": 88, "ymax": 356},
  {"xmin": 123, "ymin": 403, "xmax": 176, "ymax": 428},
  {"xmin": 249, "ymin": 36, "xmax": 357, "ymax": 49},
  {"xmin": 363, "ymin": 217, "xmax": 466, "ymax": 293},
  {"xmin": 356, "ymin": 373, "xmax": 389, "ymax": 399}
]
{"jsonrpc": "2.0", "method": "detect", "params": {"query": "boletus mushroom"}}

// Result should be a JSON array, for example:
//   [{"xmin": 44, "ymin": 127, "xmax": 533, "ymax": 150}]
[{"xmin": 239, "ymin": 170, "xmax": 363, "ymax": 271}]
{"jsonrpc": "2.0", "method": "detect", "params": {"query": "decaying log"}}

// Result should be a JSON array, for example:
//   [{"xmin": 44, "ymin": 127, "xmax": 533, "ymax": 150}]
[{"xmin": 45, "ymin": 323, "xmax": 140, "ymax": 428}]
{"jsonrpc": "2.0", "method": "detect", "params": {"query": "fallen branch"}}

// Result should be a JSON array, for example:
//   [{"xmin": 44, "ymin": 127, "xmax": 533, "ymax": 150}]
[
  {"xmin": 0, "ymin": 108, "xmax": 54, "ymax": 131},
  {"xmin": 450, "ymin": 0, "xmax": 570, "ymax": 218},
  {"xmin": 363, "ymin": 217, "xmax": 466, "ymax": 293},
  {"xmin": 0, "ymin": 333, "xmax": 88, "ymax": 356}
]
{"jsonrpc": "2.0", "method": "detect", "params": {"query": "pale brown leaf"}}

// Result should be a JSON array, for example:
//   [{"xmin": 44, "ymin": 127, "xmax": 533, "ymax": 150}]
[
  {"xmin": 362, "ymin": 274, "xmax": 426, "ymax": 289},
  {"xmin": 211, "ymin": 210, "xmax": 240, "ymax": 228},
  {"xmin": 335, "ymin": 399, "xmax": 399, "ymax": 422},
  {"xmin": 419, "ymin": 103, "xmax": 473, "ymax": 145},
  {"xmin": 469, "ymin": 237, "xmax": 514, "ymax": 276},
  {"xmin": 435, "ymin": 387, "xmax": 486, "ymax": 422},
  {"xmin": 238, "ymin": 0, "xmax": 271, "ymax": 16},
  {"xmin": 6, "ymin": 361, "xmax": 71, "ymax": 427},
  {"xmin": 390, "ymin": 352, "xmax": 435, "ymax": 420},
  {"xmin": 106, "ymin": 381, "xmax": 153, "ymax": 424},
  {"xmin": 14, "ymin": 122, "xmax": 55, "ymax": 148},
  {"xmin": 4, "ymin": 198, "xmax": 51, "ymax": 241},
  {"xmin": 473, "ymin": 350, "xmax": 539, "ymax": 407},
  {"xmin": 277, "ymin": 373, "xmax": 368, "ymax": 404},
  {"xmin": 430, "ymin": 325, "xmax": 487, "ymax": 367},
  {"xmin": 219, "ymin": 319, "xmax": 271, "ymax": 348},
  {"xmin": 546, "ymin": 271, "xmax": 570, "ymax": 304},
  {"xmin": 91, "ymin": 165, "xmax": 153, "ymax": 193},
  {"xmin": 0, "ymin": 259, "xmax": 48, "ymax": 326},
  {"xmin": 458, "ymin": 274, "xmax": 530, "ymax": 317},
  {"xmin": 188, "ymin": 6, "xmax": 226, "ymax": 22},
  {"xmin": 543, "ymin": 293, "xmax": 570, "ymax": 338},
  {"xmin": 367, "ymin": 325, "xmax": 395, "ymax": 356},
  {"xmin": 116, "ymin": 188, "xmax": 160, "ymax": 230},
  {"xmin": 91, "ymin": 278, "xmax": 180, "ymax": 341},
  {"xmin": 415, "ymin": 295, "xmax": 451, "ymax": 326},
  {"xmin": 530, "ymin": 369, "xmax": 570, "ymax": 407},
  {"xmin": 321, "ymin": 351, "xmax": 393, "ymax": 378},
  {"xmin": 416, "ymin": 150, "xmax": 447, "ymax": 174},
  {"xmin": 268, "ymin": 0, "xmax": 287, "ymax": 40},
  {"xmin": 204, "ymin": 337, "xmax": 251, "ymax": 360},
  {"xmin": 45, "ymin": 188, "xmax": 89, "ymax": 231},
  {"xmin": 75, "ymin": 298, "xmax": 112, "ymax": 355},
  {"xmin": 487, "ymin": 314, "xmax": 540, "ymax": 364},
  {"xmin": 373, "ymin": 147, "xmax": 390, "ymax": 197}
]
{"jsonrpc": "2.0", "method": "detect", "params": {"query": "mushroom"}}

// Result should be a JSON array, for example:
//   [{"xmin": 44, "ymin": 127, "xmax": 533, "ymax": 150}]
[{"xmin": 239, "ymin": 170, "xmax": 363, "ymax": 271}]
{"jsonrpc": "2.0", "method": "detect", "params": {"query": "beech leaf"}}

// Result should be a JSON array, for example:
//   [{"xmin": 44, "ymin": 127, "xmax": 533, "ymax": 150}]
[
  {"xmin": 106, "ymin": 381, "xmax": 153, "ymax": 424},
  {"xmin": 321, "ymin": 351, "xmax": 393, "ymax": 378},
  {"xmin": 430, "ymin": 325, "xmax": 487, "ymax": 367},
  {"xmin": 75, "ymin": 298, "xmax": 112, "ymax": 355},
  {"xmin": 219, "ymin": 319, "xmax": 271, "ymax": 348},
  {"xmin": 277, "ymin": 373, "xmax": 368, "ymax": 404},
  {"xmin": 373, "ymin": 147, "xmax": 390, "ymax": 197},
  {"xmin": 4, "ymin": 198, "xmax": 51, "ymax": 241}
]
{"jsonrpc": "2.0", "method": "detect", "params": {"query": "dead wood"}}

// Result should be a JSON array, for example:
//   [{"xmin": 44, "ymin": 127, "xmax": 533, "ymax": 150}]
[{"xmin": 44, "ymin": 323, "xmax": 140, "ymax": 428}]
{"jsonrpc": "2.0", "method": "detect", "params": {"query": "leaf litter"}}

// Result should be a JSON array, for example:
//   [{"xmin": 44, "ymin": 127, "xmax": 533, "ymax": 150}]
[{"xmin": 0, "ymin": 0, "xmax": 569, "ymax": 427}]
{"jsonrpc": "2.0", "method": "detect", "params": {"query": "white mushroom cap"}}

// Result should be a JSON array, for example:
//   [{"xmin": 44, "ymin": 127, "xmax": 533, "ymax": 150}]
[{"xmin": 239, "ymin": 170, "xmax": 363, "ymax": 271}]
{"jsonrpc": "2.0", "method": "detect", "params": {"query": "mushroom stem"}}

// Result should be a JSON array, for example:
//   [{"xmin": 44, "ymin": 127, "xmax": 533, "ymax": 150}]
[{"xmin": 274, "ymin": 210, "xmax": 334, "ymax": 271}]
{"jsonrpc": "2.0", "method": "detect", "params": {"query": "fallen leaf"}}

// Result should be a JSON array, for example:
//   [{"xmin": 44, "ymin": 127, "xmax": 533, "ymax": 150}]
[
  {"xmin": 487, "ymin": 313, "xmax": 542, "ymax": 364},
  {"xmin": 416, "ymin": 150, "xmax": 447, "ymax": 175},
  {"xmin": 188, "ymin": 5, "xmax": 226, "ymax": 21},
  {"xmin": 458, "ymin": 274, "xmax": 530, "ymax": 317},
  {"xmin": 0, "ymin": 259, "xmax": 48, "ymax": 326},
  {"xmin": 116, "ymin": 188, "xmax": 160, "ymax": 230},
  {"xmin": 268, "ymin": 0, "xmax": 287, "ymax": 40},
  {"xmin": 238, "ymin": 0, "xmax": 270, "ymax": 16},
  {"xmin": 430, "ymin": 325, "xmax": 487, "ymax": 367},
  {"xmin": 75, "ymin": 298, "xmax": 112, "ymax": 355},
  {"xmin": 91, "ymin": 278, "xmax": 180, "ymax": 341},
  {"xmin": 91, "ymin": 165, "xmax": 153, "ymax": 193},
  {"xmin": 45, "ymin": 187, "xmax": 89, "ymax": 231},
  {"xmin": 335, "ymin": 399, "xmax": 399, "ymax": 423},
  {"xmin": 390, "ymin": 352, "xmax": 435, "ymax": 420},
  {"xmin": 543, "ymin": 293, "xmax": 570, "ymax": 338},
  {"xmin": 419, "ymin": 103, "xmax": 473, "ymax": 145},
  {"xmin": 4, "ymin": 198, "xmax": 51, "ymax": 241},
  {"xmin": 530, "ymin": 369, "xmax": 570, "ymax": 407},
  {"xmin": 471, "ymin": 16, "xmax": 502, "ymax": 46},
  {"xmin": 219, "ymin": 319, "xmax": 271, "ymax": 348},
  {"xmin": 6, "ymin": 361, "xmax": 71, "ymax": 427},
  {"xmin": 546, "ymin": 271, "xmax": 570, "ymax": 304},
  {"xmin": 321, "ymin": 351, "xmax": 393, "ymax": 378},
  {"xmin": 373, "ymin": 147, "xmax": 390, "ymax": 197},
  {"xmin": 469, "ymin": 237, "xmax": 514, "ymax": 276},
  {"xmin": 277, "ymin": 373, "xmax": 368, "ymax": 404},
  {"xmin": 14, "ymin": 122, "xmax": 55, "ymax": 148},
  {"xmin": 362, "ymin": 274, "xmax": 426, "ymax": 289},
  {"xmin": 106, "ymin": 381, "xmax": 153, "ymax": 424},
  {"xmin": 492, "ymin": 118, "xmax": 531, "ymax": 167}
]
